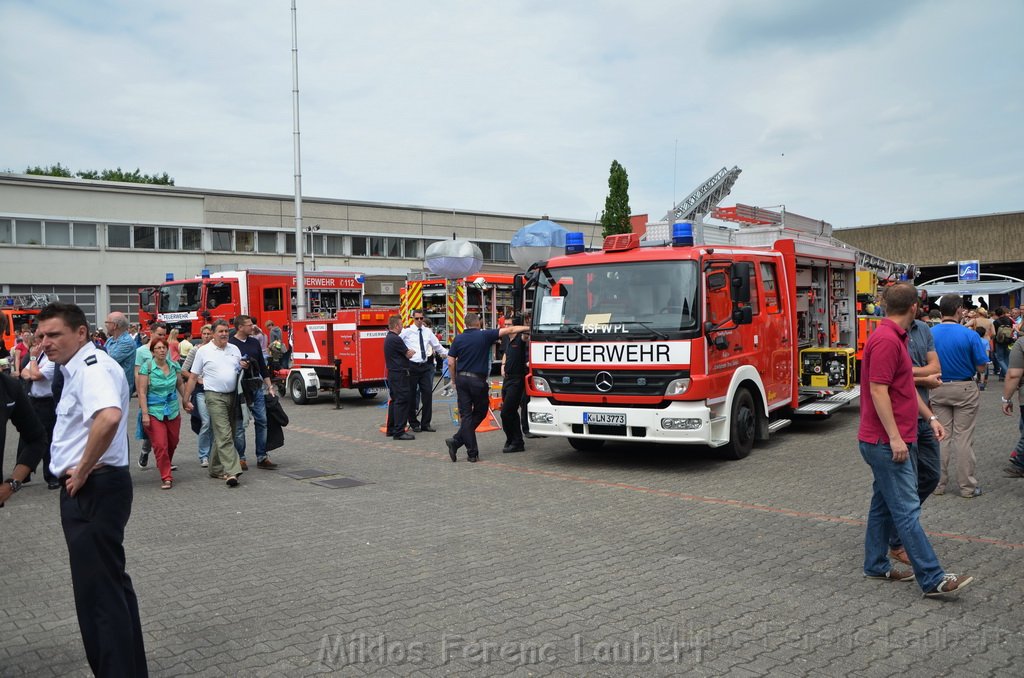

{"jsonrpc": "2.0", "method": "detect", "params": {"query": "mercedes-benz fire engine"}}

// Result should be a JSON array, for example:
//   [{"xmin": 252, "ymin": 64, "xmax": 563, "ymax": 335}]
[{"xmin": 524, "ymin": 217, "xmax": 894, "ymax": 460}]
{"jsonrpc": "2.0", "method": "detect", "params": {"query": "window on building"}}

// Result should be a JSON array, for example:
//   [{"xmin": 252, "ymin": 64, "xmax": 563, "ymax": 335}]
[
  {"xmin": 325, "ymin": 235, "xmax": 345, "ymax": 255},
  {"xmin": 107, "ymin": 224, "xmax": 132, "ymax": 248},
  {"xmin": 0, "ymin": 218, "xmax": 12, "ymax": 244},
  {"xmin": 257, "ymin": 231, "xmax": 278, "ymax": 254},
  {"xmin": 307, "ymin": 234, "xmax": 325, "ymax": 255},
  {"xmin": 236, "ymin": 231, "xmax": 256, "ymax": 253},
  {"xmin": 403, "ymin": 239, "xmax": 421, "ymax": 259},
  {"xmin": 73, "ymin": 223, "xmax": 98, "ymax": 247},
  {"xmin": 491, "ymin": 243, "xmax": 510, "ymax": 263},
  {"xmin": 45, "ymin": 221, "xmax": 71, "ymax": 246},
  {"xmin": 387, "ymin": 238, "xmax": 401, "ymax": 258},
  {"xmin": 369, "ymin": 237, "xmax": 386, "ymax": 257},
  {"xmin": 212, "ymin": 229, "xmax": 233, "ymax": 251},
  {"xmin": 15, "ymin": 220, "xmax": 42, "ymax": 245},
  {"xmin": 134, "ymin": 226, "xmax": 156, "ymax": 249},
  {"xmin": 351, "ymin": 237, "xmax": 367, "ymax": 256},
  {"xmin": 182, "ymin": 228, "xmax": 202, "ymax": 250},
  {"xmin": 285, "ymin": 233, "xmax": 296, "ymax": 254},
  {"xmin": 159, "ymin": 227, "xmax": 179, "ymax": 250}
]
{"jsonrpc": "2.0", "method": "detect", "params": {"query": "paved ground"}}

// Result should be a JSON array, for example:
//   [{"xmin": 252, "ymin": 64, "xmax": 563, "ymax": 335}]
[{"xmin": 2, "ymin": 383, "xmax": 1023, "ymax": 677}]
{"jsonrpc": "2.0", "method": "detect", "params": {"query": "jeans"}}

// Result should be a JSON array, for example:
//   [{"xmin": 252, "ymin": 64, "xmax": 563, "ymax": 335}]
[
  {"xmin": 994, "ymin": 343, "xmax": 1010, "ymax": 377},
  {"xmin": 890, "ymin": 419, "xmax": 940, "ymax": 549},
  {"xmin": 1011, "ymin": 409, "xmax": 1024, "ymax": 469},
  {"xmin": 234, "ymin": 388, "xmax": 267, "ymax": 461},
  {"xmin": 859, "ymin": 440, "xmax": 945, "ymax": 592},
  {"xmin": 195, "ymin": 391, "xmax": 212, "ymax": 461}
]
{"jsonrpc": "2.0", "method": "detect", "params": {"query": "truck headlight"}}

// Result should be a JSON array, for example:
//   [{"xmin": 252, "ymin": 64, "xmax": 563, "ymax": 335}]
[
  {"xmin": 661, "ymin": 417, "xmax": 702, "ymax": 430},
  {"xmin": 665, "ymin": 378, "xmax": 691, "ymax": 396},
  {"xmin": 531, "ymin": 376, "xmax": 551, "ymax": 393}
]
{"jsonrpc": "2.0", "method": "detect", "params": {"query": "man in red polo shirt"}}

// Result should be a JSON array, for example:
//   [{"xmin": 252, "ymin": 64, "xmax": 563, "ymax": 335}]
[{"xmin": 858, "ymin": 282, "xmax": 973, "ymax": 597}]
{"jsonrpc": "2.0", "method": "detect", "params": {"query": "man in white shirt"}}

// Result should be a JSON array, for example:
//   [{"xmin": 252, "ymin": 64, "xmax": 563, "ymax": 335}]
[
  {"xmin": 37, "ymin": 302, "xmax": 147, "ymax": 677},
  {"xmin": 18, "ymin": 330, "xmax": 60, "ymax": 488},
  {"xmin": 400, "ymin": 310, "xmax": 447, "ymax": 432},
  {"xmin": 183, "ymin": 319, "xmax": 244, "ymax": 486}
]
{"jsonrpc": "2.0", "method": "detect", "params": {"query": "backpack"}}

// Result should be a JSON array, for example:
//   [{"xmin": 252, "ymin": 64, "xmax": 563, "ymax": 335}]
[{"xmin": 996, "ymin": 323, "xmax": 1016, "ymax": 345}]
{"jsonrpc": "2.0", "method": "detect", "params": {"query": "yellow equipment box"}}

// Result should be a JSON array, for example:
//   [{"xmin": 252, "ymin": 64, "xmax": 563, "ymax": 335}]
[{"xmin": 800, "ymin": 347, "xmax": 856, "ymax": 389}]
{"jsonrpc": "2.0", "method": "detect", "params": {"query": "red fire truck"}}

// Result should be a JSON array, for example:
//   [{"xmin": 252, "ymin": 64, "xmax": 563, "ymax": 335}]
[
  {"xmin": 523, "ymin": 216, "xmax": 891, "ymax": 460},
  {"xmin": 285, "ymin": 307, "xmax": 394, "ymax": 405},
  {"xmin": 1, "ymin": 294, "xmax": 56, "ymax": 349},
  {"xmin": 138, "ymin": 269, "xmax": 365, "ymax": 340},
  {"xmin": 401, "ymin": 273, "xmax": 515, "ymax": 343}
]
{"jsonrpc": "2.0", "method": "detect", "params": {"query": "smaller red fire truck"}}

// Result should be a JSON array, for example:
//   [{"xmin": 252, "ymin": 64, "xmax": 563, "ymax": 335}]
[
  {"xmin": 1, "ymin": 294, "xmax": 56, "ymax": 347},
  {"xmin": 285, "ymin": 307, "xmax": 394, "ymax": 406},
  {"xmin": 138, "ymin": 268, "xmax": 365, "ymax": 341},
  {"xmin": 401, "ymin": 273, "xmax": 515, "ymax": 343}
]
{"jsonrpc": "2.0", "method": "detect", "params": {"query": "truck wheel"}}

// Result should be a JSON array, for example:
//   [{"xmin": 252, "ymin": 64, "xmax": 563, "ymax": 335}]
[
  {"xmin": 722, "ymin": 388, "xmax": 755, "ymax": 460},
  {"xmin": 288, "ymin": 374, "xmax": 308, "ymax": 405},
  {"xmin": 568, "ymin": 438, "xmax": 605, "ymax": 452},
  {"xmin": 358, "ymin": 387, "xmax": 378, "ymax": 399}
]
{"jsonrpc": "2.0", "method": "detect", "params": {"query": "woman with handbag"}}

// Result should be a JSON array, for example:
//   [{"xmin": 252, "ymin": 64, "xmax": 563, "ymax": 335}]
[{"xmin": 139, "ymin": 337, "xmax": 186, "ymax": 489}]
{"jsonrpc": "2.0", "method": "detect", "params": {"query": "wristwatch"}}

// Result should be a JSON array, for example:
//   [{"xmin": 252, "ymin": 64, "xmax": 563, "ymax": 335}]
[
  {"xmin": 5, "ymin": 478, "xmax": 21, "ymax": 493},
  {"xmin": 928, "ymin": 415, "xmax": 938, "ymax": 422},
  {"xmin": 1001, "ymin": 396, "xmax": 1012, "ymax": 403}
]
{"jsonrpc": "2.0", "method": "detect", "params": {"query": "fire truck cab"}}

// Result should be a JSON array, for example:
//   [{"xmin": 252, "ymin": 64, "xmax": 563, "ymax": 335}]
[
  {"xmin": 139, "ymin": 269, "xmax": 365, "ymax": 340},
  {"xmin": 525, "ymin": 220, "xmax": 865, "ymax": 460},
  {"xmin": 1, "ymin": 294, "xmax": 56, "ymax": 349}
]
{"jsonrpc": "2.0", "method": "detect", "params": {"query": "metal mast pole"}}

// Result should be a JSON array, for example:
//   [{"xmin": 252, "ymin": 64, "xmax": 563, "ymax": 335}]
[{"xmin": 291, "ymin": 0, "xmax": 307, "ymax": 320}]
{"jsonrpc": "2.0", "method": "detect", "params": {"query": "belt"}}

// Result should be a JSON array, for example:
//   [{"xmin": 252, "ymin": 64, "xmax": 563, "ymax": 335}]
[
  {"xmin": 29, "ymin": 395, "xmax": 54, "ymax": 402},
  {"xmin": 58, "ymin": 464, "xmax": 128, "ymax": 486},
  {"xmin": 457, "ymin": 371, "xmax": 486, "ymax": 379},
  {"xmin": 943, "ymin": 378, "xmax": 974, "ymax": 383}
]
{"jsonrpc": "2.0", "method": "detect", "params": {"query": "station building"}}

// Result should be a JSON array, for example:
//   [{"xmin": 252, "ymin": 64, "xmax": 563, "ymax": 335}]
[{"xmin": 0, "ymin": 173, "xmax": 598, "ymax": 324}]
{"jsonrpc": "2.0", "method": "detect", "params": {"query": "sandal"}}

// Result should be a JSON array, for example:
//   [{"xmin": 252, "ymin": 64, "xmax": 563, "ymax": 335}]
[{"xmin": 161, "ymin": 480, "xmax": 172, "ymax": 490}]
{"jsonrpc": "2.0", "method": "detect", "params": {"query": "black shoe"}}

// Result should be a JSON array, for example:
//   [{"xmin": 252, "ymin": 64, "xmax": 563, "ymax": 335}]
[
  {"xmin": 420, "ymin": 426, "xmax": 437, "ymax": 432},
  {"xmin": 138, "ymin": 451, "xmax": 149, "ymax": 468},
  {"xmin": 411, "ymin": 426, "xmax": 422, "ymax": 433},
  {"xmin": 503, "ymin": 444, "xmax": 525, "ymax": 453},
  {"xmin": 468, "ymin": 454, "xmax": 479, "ymax": 463},
  {"xmin": 47, "ymin": 481, "xmax": 61, "ymax": 490},
  {"xmin": 524, "ymin": 433, "xmax": 545, "ymax": 439},
  {"xmin": 446, "ymin": 437, "xmax": 460, "ymax": 462},
  {"xmin": 394, "ymin": 432, "xmax": 415, "ymax": 441}
]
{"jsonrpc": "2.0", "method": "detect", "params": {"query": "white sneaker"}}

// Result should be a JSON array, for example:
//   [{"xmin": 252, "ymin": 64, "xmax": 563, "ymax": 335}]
[{"xmin": 200, "ymin": 459, "xmax": 209, "ymax": 468}]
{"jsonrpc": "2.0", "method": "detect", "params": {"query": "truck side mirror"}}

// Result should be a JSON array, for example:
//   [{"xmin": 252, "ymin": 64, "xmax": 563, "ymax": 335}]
[
  {"xmin": 731, "ymin": 262, "xmax": 751, "ymax": 303},
  {"xmin": 732, "ymin": 306, "xmax": 753, "ymax": 325},
  {"xmin": 513, "ymin": 274, "xmax": 525, "ymax": 312}
]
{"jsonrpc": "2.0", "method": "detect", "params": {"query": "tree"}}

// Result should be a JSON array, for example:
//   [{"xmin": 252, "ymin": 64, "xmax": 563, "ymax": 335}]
[
  {"xmin": 600, "ymin": 159, "xmax": 631, "ymax": 237},
  {"xmin": 24, "ymin": 164, "xmax": 174, "ymax": 185}
]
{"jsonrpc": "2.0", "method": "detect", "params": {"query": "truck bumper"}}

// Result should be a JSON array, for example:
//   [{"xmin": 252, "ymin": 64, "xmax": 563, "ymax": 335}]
[{"xmin": 526, "ymin": 399, "xmax": 715, "ymax": 445}]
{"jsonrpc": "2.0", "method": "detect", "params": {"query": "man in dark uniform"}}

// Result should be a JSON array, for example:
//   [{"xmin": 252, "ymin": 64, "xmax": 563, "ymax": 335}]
[
  {"xmin": 37, "ymin": 302, "xmax": 148, "ymax": 676},
  {"xmin": 384, "ymin": 315, "xmax": 416, "ymax": 440},
  {"xmin": 500, "ymin": 315, "xmax": 529, "ymax": 453},
  {"xmin": 446, "ymin": 313, "xmax": 529, "ymax": 462},
  {"xmin": 0, "ymin": 370, "xmax": 46, "ymax": 507}
]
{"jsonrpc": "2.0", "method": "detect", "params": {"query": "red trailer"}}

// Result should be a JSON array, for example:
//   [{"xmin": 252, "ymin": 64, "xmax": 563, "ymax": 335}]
[{"xmin": 285, "ymin": 307, "xmax": 395, "ymax": 406}]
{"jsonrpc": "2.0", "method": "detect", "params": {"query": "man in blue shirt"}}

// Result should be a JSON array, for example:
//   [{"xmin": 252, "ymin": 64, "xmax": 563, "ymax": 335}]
[
  {"xmin": 103, "ymin": 312, "xmax": 136, "ymax": 394},
  {"xmin": 445, "ymin": 313, "xmax": 528, "ymax": 462},
  {"xmin": 930, "ymin": 295, "xmax": 988, "ymax": 498}
]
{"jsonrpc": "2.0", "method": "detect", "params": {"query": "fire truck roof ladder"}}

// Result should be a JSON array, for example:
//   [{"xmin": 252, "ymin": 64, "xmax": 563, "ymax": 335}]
[
  {"xmin": 662, "ymin": 166, "xmax": 742, "ymax": 224},
  {"xmin": 1, "ymin": 293, "xmax": 60, "ymax": 309}
]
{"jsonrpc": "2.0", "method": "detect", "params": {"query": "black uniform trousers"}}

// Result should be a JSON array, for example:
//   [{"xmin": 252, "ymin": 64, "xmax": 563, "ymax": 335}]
[
  {"xmin": 501, "ymin": 375, "xmax": 526, "ymax": 447},
  {"xmin": 386, "ymin": 368, "xmax": 411, "ymax": 437},
  {"xmin": 20, "ymin": 395, "xmax": 58, "ymax": 483},
  {"xmin": 60, "ymin": 466, "xmax": 147, "ymax": 677},
  {"xmin": 407, "ymin": 361, "xmax": 435, "ymax": 428},
  {"xmin": 453, "ymin": 373, "xmax": 489, "ymax": 456}
]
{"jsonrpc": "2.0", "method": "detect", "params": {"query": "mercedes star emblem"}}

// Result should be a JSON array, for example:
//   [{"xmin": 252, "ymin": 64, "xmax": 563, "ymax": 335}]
[{"xmin": 595, "ymin": 371, "xmax": 614, "ymax": 392}]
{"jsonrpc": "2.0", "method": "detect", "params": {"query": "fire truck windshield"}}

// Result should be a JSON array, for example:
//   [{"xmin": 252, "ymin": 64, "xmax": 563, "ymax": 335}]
[
  {"xmin": 158, "ymin": 282, "xmax": 202, "ymax": 313},
  {"xmin": 532, "ymin": 260, "xmax": 699, "ymax": 337}
]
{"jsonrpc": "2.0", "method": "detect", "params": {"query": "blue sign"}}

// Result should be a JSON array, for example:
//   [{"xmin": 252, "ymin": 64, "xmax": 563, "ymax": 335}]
[{"xmin": 958, "ymin": 260, "xmax": 980, "ymax": 282}]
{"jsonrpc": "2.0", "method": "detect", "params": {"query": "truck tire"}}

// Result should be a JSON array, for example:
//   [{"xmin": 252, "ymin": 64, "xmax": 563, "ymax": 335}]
[
  {"xmin": 568, "ymin": 438, "xmax": 605, "ymax": 452},
  {"xmin": 288, "ymin": 374, "xmax": 309, "ymax": 405},
  {"xmin": 358, "ymin": 387, "xmax": 378, "ymax": 399},
  {"xmin": 722, "ymin": 387, "xmax": 755, "ymax": 460}
]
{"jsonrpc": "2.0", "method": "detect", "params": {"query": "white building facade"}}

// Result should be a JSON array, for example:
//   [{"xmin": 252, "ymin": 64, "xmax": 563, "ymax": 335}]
[{"xmin": 0, "ymin": 173, "xmax": 597, "ymax": 323}]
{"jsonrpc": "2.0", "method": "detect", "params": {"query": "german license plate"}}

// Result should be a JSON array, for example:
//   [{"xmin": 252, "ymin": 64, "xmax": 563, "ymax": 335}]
[{"xmin": 584, "ymin": 412, "xmax": 626, "ymax": 426}]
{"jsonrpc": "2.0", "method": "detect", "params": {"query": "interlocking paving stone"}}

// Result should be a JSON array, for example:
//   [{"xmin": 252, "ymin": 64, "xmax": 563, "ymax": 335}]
[{"xmin": 2, "ymin": 387, "xmax": 1023, "ymax": 676}]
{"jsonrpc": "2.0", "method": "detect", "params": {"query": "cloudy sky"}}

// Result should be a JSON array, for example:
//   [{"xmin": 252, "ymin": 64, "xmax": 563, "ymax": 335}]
[{"xmin": 1, "ymin": 0, "xmax": 1021, "ymax": 229}]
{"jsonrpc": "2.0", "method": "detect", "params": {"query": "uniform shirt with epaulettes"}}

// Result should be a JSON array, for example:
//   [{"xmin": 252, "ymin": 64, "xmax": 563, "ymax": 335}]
[{"xmin": 50, "ymin": 342, "xmax": 130, "ymax": 476}]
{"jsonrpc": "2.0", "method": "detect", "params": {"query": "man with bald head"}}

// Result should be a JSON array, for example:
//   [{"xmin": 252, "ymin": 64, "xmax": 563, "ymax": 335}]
[{"xmin": 103, "ymin": 312, "xmax": 136, "ymax": 393}]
